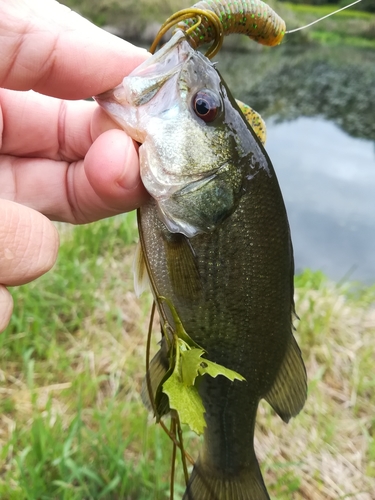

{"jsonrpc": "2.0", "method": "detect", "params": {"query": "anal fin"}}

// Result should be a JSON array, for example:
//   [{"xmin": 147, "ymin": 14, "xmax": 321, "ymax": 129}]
[
  {"xmin": 141, "ymin": 336, "xmax": 170, "ymax": 415},
  {"xmin": 264, "ymin": 334, "xmax": 307, "ymax": 422}
]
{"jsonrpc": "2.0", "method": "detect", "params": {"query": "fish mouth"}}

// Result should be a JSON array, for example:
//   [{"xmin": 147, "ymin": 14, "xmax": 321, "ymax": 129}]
[
  {"xmin": 94, "ymin": 30, "xmax": 194, "ymax": 142},
  {"xmin": 95, "ymin": 30, "xmax": 192, "ymax": 109}
]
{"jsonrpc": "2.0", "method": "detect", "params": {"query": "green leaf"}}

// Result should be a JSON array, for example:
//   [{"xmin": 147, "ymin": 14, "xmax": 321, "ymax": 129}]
[
  {"xmin": 162, "ymin": 372, "xmax": 206, "ymax": 435},
  {"xmin": 180, "ymin": 348, "xmax": 205, "ymax": 386},
  {"xmin": 180, "ymin": 346, "xmax": 246, "ymax": 385},
  {"xmin": 154, "ymin": 296, "xmax": 245, "ymax": 435},
  {"xmin": 198, "ymin": 357, "xmax": 246, "ymax": 382}
]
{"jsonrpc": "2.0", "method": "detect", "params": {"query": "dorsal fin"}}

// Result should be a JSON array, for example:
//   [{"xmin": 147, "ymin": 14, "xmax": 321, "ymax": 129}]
[
  {"xmin": 264, "ymin": 334, "xmax": 307, "ymax": 422},
  {"xmin": 235, "ymin": 99, "xmax": 267, "ymax": 145}
]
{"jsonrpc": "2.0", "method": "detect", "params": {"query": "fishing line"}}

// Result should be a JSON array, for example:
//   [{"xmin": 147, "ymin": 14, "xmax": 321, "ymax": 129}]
[
  {"xmin": 144, "ymin": 295, "xmax": 195, "ymax": 474},
  {"xmin": 170, "ymin": 417, "xmax": 177, "ymax": 500},
  {"xmin": 286, "ymin": 0, "xmax": 363, "ymax": 35},
  {"xmin": 145, "ymin": 300, "xmax": 157, "ymax": 416},
  {"xmin": 176, "ymin": 412, "xmax": 190, "ymax": 485}
]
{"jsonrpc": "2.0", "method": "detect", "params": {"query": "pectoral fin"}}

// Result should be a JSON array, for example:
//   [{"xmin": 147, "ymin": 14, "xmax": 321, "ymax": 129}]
[
  {"xmin": 264, "ymin": 335, "xmax": 307, "ymax": 422},
  {"xmin": 162, "ymin": 232, "xmax": 201, "ymax": 299}
]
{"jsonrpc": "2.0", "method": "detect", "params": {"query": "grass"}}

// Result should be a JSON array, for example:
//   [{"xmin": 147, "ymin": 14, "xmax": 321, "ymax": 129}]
[{"xmin": 1, "ymin": 215, "xmax": 374, "ymax": 498}]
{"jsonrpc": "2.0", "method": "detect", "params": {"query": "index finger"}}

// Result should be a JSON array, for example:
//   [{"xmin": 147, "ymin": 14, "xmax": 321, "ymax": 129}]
[
  {"xmin": 0, "ymin": 0, "xmax": 149, "ymax": 99},
  {"xmin": 0, "ymin": 199, "xmax": 59, "ymax": 286}
]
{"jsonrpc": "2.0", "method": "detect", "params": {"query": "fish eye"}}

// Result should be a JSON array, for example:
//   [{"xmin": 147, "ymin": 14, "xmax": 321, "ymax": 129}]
[{"xmin": 192, "ymin": 90, "xmax": 221, "ymax": 122}]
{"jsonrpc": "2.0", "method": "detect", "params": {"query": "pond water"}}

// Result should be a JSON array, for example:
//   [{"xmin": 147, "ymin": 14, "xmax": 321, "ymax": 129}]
[
  {"xmin": 267, "ymin": 117, "xmax": 375, "ymax": 283},
  {"xmin": 215, "ymin": 43, "xmax": 375, "ymax": 284}
]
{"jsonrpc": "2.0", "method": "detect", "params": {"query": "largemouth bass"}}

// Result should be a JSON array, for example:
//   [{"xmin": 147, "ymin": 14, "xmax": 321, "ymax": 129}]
[{"xmin": 96, "ymin": 30, "xmax": 307, "ymax": 500}]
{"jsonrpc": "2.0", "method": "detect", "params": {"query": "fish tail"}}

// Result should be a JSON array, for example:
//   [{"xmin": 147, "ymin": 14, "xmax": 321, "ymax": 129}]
[{"xmin": 183, "ymin": 457, "xmax": 270, "ymax": 500}]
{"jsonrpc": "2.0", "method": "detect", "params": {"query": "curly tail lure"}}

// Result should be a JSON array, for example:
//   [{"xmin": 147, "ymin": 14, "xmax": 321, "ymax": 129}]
[
  {"xmin": 149, "ymin": 1, "xmax": 272, "ymax": 144},
  {"xmin": 150, "ymin": 0, "xmax": 285, "ymax": 58},
  {"xmin": 178, "ymin": 0, "xmax": 285, "ymax": 51}
]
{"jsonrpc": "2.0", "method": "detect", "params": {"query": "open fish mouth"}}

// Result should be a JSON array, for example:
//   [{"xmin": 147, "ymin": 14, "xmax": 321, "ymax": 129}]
[{"xmin": 95, "ymin": 31, "xmax": 192, "ymax": 128}]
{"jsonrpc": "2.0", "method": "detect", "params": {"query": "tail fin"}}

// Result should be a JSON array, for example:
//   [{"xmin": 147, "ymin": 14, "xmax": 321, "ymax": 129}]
[{"xmin": 183, "ymin": 457, "xmax": 270, "ymax": 500}]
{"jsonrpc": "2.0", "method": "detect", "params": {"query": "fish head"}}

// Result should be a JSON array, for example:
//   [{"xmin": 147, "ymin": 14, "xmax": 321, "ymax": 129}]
[{"xmin": 95, "ymin": 31, "xmax": 264, "ymax": 237}]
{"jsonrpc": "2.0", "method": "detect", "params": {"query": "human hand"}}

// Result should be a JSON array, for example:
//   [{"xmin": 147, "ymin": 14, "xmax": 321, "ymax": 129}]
[{"xmin": 0, "ymin": 0, "xmax": 150, "ymax": 332}]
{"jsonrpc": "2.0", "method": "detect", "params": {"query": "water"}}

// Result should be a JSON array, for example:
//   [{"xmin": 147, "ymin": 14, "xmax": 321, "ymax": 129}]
[
  {"xmin": 215, "ymin": 44, "xmax": 375, "ymax": 283},
  {"xmin": 267, "ymin": 117, "xmax": 375, "ymax": 283}
]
